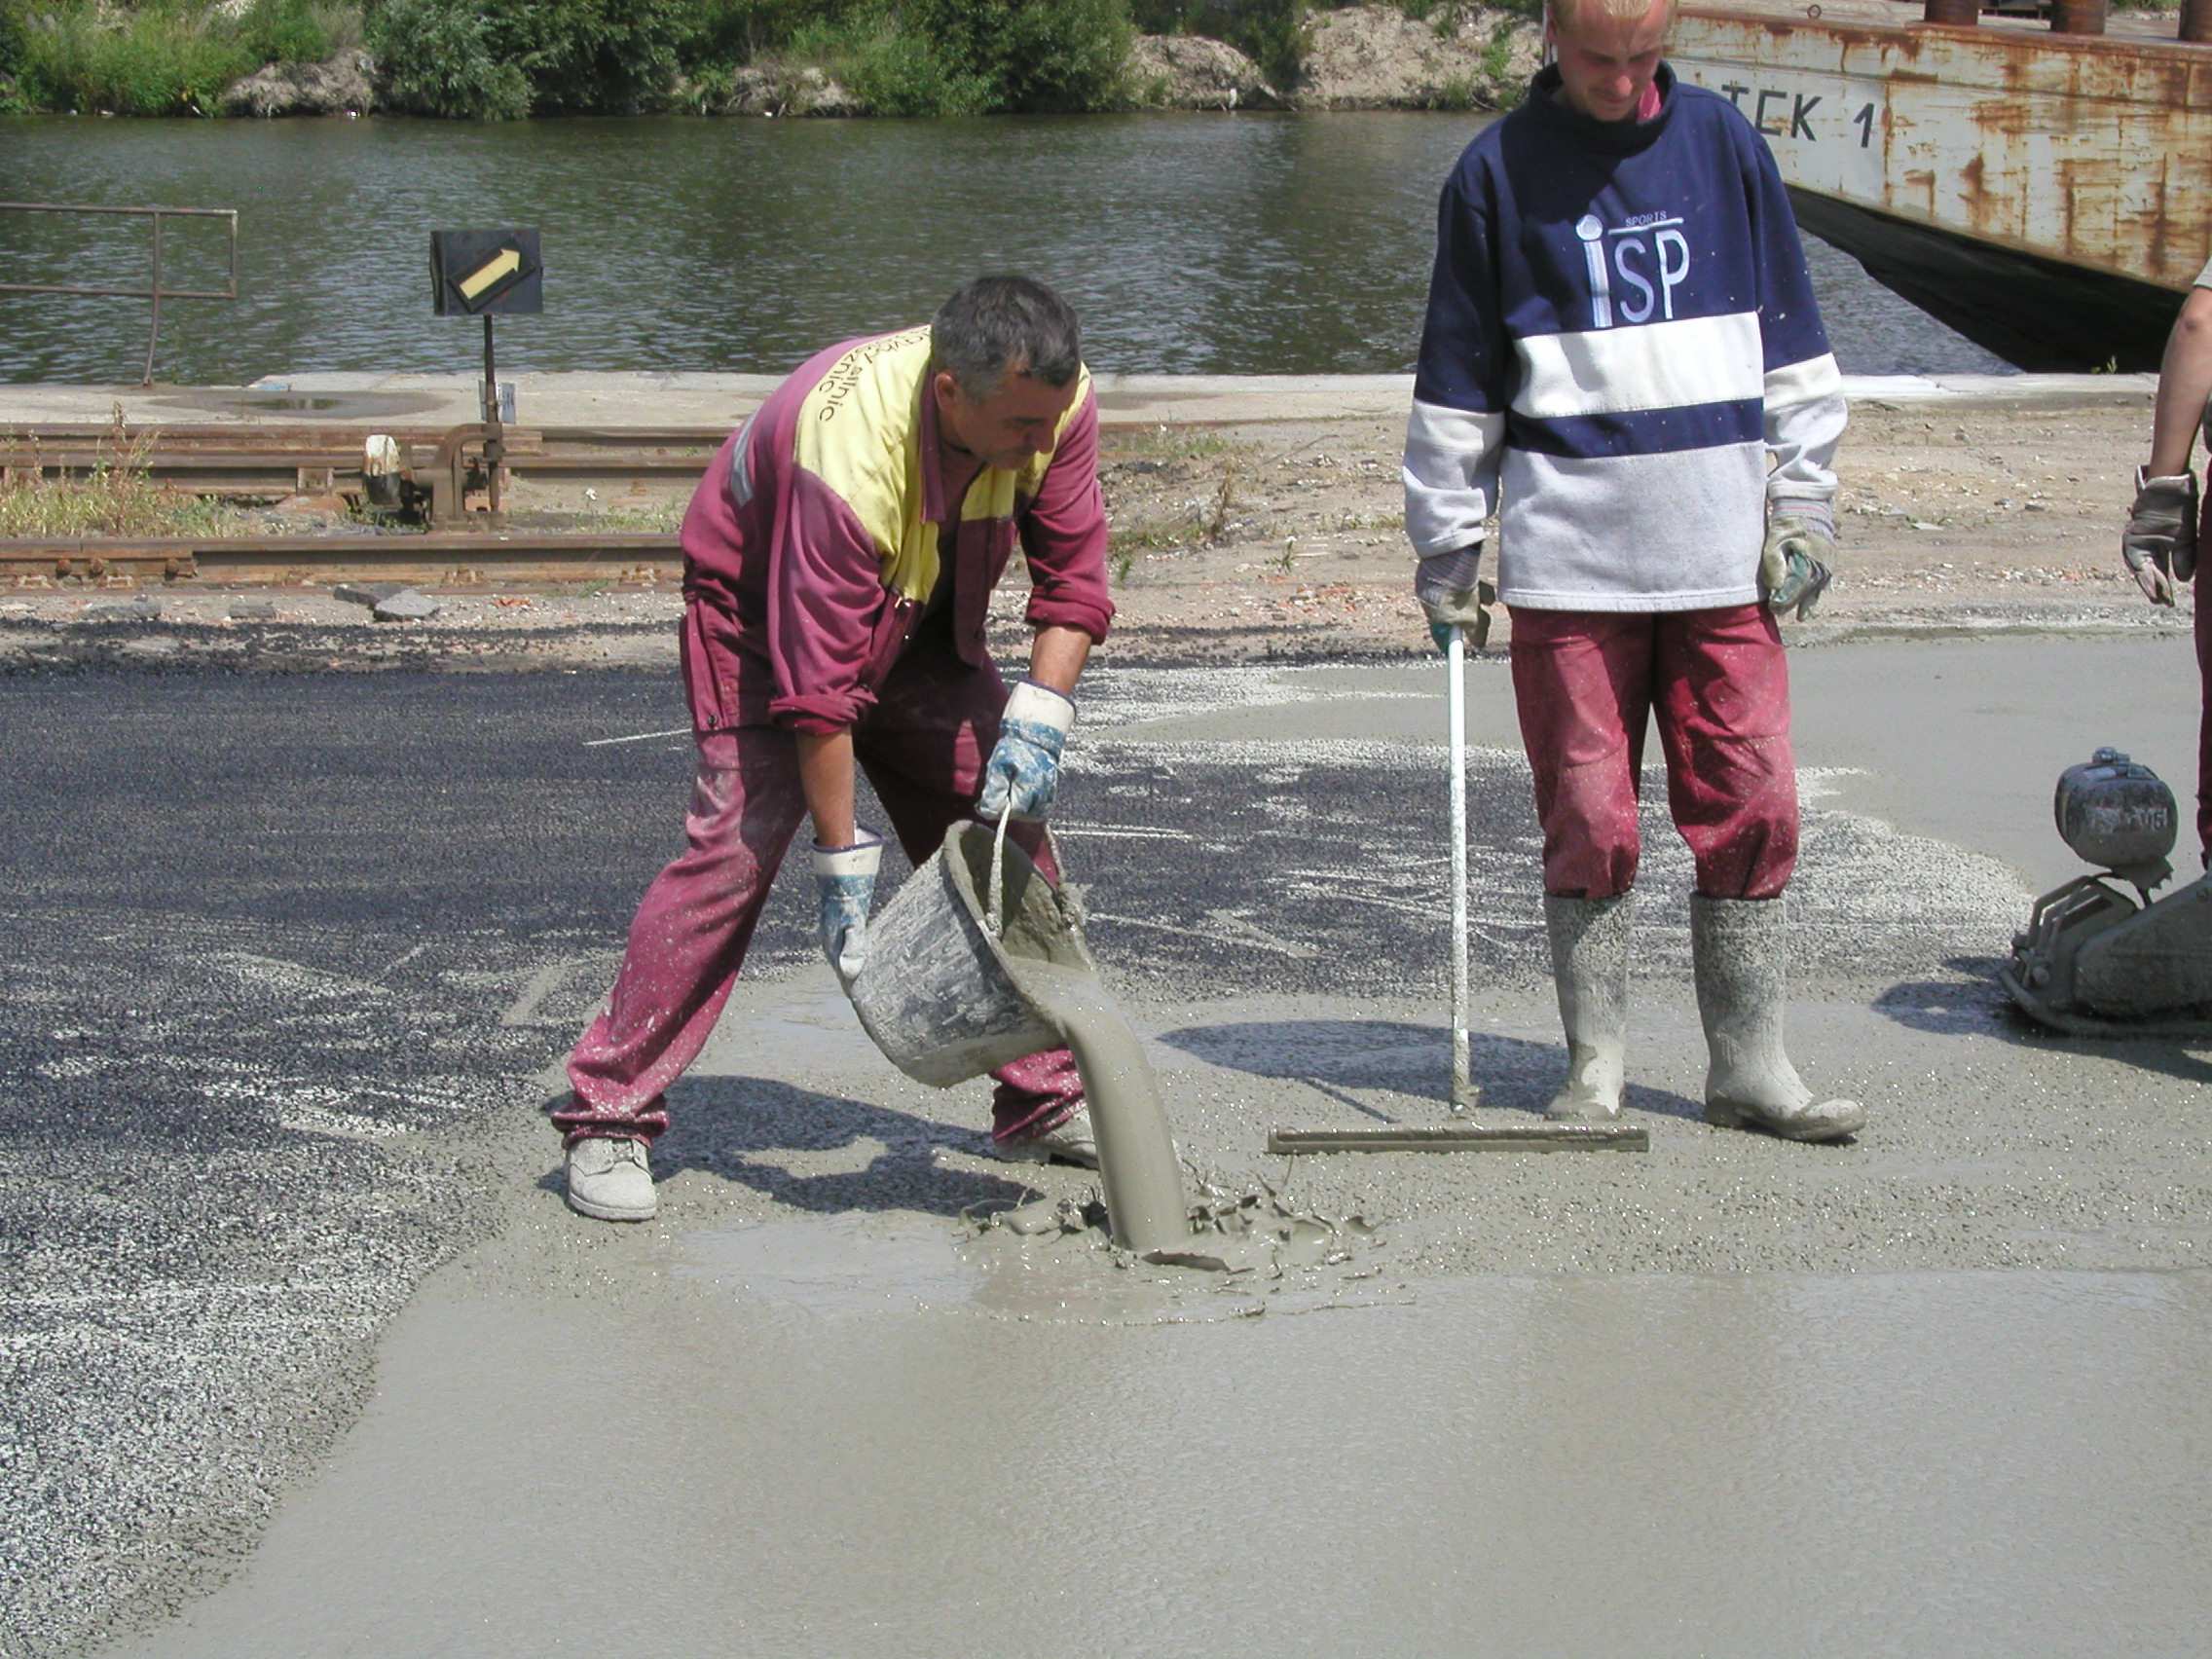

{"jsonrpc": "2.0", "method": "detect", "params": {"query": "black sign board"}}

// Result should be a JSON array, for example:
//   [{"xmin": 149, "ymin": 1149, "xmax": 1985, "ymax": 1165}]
[{"xmin": 429, "ymin": 228, "xmax": 542, "ymax": 316}]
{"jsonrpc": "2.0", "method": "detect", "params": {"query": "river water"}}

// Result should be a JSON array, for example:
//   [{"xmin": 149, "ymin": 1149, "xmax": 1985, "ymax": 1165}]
[{"xmin": 0, "ymin": 111, "xmax": 2009, "ymax": 385}]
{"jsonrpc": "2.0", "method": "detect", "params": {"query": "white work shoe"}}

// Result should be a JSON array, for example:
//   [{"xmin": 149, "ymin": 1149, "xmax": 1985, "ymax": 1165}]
[
  {"xmin": 565, "ymin": 1135, "xmax": 657, "ymax": 1221},
  {"xmin": 993, "ymin": 1106, "xmax": 1100, "ymax": 1169}
]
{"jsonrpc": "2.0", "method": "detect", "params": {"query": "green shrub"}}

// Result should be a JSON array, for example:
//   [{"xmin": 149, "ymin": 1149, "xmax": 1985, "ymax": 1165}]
[
  {"xmin": 240, "ymin": 0, "xmax": 333, "ymax": 65},
  {"xmin": 364, "ymin": 0, "xmax": 531, "ymax": 116},
  {"xmin": 502, "ymin": 0, "xmax": 694, "ymax": 114},
  {"xmin": 791, "ymin": 5, "xmax": 991, "ymax": 116},
  {"xmin": 798, "ymin": 0, "xmax": 1130, "ymax": 115},
  {"xmin": 0, "ymin": 1, "xmax": 30, "ymax": 79},
  {"xmin": 684, "ymin": 0, "xmax": 821, "ymax": 75},
  {"xmin": 12, "ymin": 2, "xmax": 256, "ymax": 116},
  {"xmin": 311, "ymin": 1, "xmax": 367, "ymax": 54},
  {"xmin": 995, "ymin": 0, "xmax": 1132, "ymax": 112},
  {"xmin": 1129, "ymin": 0, "xmax": 1305, "ymax": 89},
  {"xmin": 365, "ymin": 0, "xmax": 690, "ymax": 116}
]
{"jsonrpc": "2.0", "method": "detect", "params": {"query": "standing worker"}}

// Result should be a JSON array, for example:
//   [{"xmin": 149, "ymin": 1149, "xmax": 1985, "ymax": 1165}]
[
  {"xmin": 558, "ymin": 276, "xmax": 1113, "ymax": 1222},
  {"xmin": 1402, "ymin": 0, "xmax": 1866, "ymax": 1140},
  {"xmin": 2120, "ymin": 257, "xmax": 2212, "ymax": 866}
]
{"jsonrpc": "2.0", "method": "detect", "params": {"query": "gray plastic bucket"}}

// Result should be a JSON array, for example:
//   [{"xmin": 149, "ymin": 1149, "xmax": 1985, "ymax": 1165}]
[{"xmin": 849, "ymin": 822, "xmax": 1089, "ymax": 1087}]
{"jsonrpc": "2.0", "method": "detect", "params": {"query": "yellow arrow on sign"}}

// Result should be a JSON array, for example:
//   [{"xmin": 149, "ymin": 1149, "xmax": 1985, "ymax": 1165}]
[{"xmin": 458, "ymin": 247, "xmax": 522, "ymax": 301}]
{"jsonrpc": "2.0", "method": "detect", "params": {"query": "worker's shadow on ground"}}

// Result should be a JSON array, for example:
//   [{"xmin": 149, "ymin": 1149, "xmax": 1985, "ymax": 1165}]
[
  {"xmin": 1155, "ymin": 1018, "xmax": 1707, "ymax": 1123},
  {"xmin": 553, "ymin": 1078, "xmax": 1040, "ymax": 1218},
  {"xmin": 1874, "ymin": 956, "xmax": 2212, "ymax": 1087}
]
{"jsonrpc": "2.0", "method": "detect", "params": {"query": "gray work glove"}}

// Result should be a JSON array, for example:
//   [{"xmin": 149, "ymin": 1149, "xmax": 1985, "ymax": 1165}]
[
  {"xmin": 977, "ymin": 680, "xmax": 1073, "ymax": 823},
  {"xmin": 1760, "ymin": 503, "xmax": 1835, "ymax": 620},
  {"xmin": 1416, "ymin": 545, "xmax": 1495, "ymax": 651},
  {"xmin": 2121, "ymin": 466, "xmax": 2198, "ymax": 608},
  {"xmin": 812, "ymin": 828, "xmax": 883, "ymax": 985}
]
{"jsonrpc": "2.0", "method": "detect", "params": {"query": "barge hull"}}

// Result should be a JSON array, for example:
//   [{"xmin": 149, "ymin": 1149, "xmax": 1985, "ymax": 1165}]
[{"xmin": 1670, "ymin": 7, "xmax": 2212, "ymax": 370}]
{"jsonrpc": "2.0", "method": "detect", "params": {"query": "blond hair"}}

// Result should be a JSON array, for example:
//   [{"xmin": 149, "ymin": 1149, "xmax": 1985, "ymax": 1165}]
[{"xmin": 1548, "ymin": 0, "xmax": 1674, "ymax": 34}]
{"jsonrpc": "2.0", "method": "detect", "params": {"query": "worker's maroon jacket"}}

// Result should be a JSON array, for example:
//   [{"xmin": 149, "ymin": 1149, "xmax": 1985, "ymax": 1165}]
[{"xmin": 676, "ymin": 326, "xmax": 1113, "ymax": 737}]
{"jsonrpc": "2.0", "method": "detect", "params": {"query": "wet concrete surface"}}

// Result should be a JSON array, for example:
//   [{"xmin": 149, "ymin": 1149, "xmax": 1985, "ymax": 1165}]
[
  {"xmin": 93, "ymin": 1257, "xmax": 2212, "ymax": 1658},
  {"xmin": 4, "ymin": 639, "xmax": 2208, "ymax": 1656}
]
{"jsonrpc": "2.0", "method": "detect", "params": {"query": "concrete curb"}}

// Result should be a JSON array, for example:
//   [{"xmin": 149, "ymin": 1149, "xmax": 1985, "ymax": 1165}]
[{"xmin": 0, "ymin": 370, "xmax": 2157, "ymax": 431}]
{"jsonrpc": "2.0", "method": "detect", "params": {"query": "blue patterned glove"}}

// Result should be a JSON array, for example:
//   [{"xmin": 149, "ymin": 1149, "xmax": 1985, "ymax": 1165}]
[
  {"xmin": 812, "ymin": 828, "xmax": 883, "ymax": 984},
  {"xmin": 976, "ymin": 680, "xmax": 1074, "ymax": 824}
]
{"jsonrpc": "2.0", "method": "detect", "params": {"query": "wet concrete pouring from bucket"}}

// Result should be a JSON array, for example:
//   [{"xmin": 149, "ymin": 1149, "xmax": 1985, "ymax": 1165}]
[
  {"xmin": 852, "ymin": 822, "xmax": 1195, "ymax": 1256},
  {"xmin": 845, "ymin": 820, "xmax": 1399, "ymax": 1289}
]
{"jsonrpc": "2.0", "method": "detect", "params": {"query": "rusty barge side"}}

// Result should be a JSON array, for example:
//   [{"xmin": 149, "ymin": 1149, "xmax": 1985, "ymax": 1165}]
[{"xmin": 1669, "ymin": 6, "xmax": 2212, "ymax": 369}]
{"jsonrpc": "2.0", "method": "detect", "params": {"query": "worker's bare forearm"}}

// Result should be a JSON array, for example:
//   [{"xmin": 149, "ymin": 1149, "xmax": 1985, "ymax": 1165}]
[
  {"xmin": 796, "ymin": 729, "xmax": 858, "ymax": 848},
  {"xmin": 2149, "ymin": 287, "xmax": 2212, "ymax": 479},
  {"xmin": 1027, "ymin": 625, "xmax": 1091, "ymax": 697}
]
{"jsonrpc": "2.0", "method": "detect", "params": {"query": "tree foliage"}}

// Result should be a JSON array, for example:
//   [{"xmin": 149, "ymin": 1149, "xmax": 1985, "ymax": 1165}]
[
  {"xmin": 0, "ymin": 0, "xmax": 1355, "ymax": 119},
  {"xmin": 1128, "ymin": 0, "xmax": 1309, "ymax": 89}
]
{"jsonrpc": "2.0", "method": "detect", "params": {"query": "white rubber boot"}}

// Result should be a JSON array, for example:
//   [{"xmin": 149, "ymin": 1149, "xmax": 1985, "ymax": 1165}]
[
  {"xmin": 1690, "ymin": 896, "xmax": 1866, "ymax": 1142},
  {"xmin": 1543, "ymin": 893, "xmax": 1633, "ymax": 1122}
]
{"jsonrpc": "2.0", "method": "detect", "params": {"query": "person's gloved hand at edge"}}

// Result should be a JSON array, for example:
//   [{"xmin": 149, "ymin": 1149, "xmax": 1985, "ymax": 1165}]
[
  {"xmin": 813, "ymin": 828, "xmax": 883, "ymax": 984},
  {"xmin": 1417, "ymin": 543, "xmax": 1494, "ymax": 652},
  {"xmin": 2122, "ymin": 466, "xmax": 2198, "ymax": 608},
  {"xmin": 1760, "ymin": 500, "xmax": 1836, "ymax": 620},
  {"xmin": 977, "ymin": 680, "xmax": 1074, "ymax": 823}
]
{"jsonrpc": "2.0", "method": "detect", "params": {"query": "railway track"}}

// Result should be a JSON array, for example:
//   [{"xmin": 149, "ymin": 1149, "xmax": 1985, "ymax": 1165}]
[
  {"xmin": 1, "ymin": 422, "xmax": 709, "ymax": 585},
  {"xmin": 0, "ymin": 530, "xmax": 682, "ymax": 587},
  {"xmin": 0, "ymin": 423, "xmax": 725, "ymax": 499}
]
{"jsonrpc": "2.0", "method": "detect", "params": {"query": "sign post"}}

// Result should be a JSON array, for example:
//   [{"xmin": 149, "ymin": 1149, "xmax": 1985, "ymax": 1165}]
[{"xmin": 428, "ymin": 228, "xmax": 541, "ymax": 516}]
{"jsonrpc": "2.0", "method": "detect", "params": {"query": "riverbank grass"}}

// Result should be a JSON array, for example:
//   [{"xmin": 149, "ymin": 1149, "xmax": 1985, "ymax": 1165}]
[
  {"xmin": 0, "ymin": 0, "xmax": 351, "ymax": 116},
  {"xmin": 0, "ymin": 417, "xmax": 241, "ymax": 537}
]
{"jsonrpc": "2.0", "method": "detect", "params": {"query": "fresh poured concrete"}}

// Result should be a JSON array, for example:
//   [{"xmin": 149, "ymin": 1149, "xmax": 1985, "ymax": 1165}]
[
  {"xmin": 55, "ymin": 633, "xmax": 2210, "ymax": 1659},
  {"xmin": 97, "ymin": 1226, "xmax": 2212, "ymax": 1658}
]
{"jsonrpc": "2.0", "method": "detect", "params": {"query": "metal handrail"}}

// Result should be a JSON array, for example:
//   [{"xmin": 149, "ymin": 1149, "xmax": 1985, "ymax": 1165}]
[{"xmin": 0, "ymin": 202, "xmax": 239, "ymax": 387}]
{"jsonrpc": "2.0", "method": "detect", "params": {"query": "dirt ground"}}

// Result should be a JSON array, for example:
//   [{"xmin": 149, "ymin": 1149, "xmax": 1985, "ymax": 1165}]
[
  {"xmin": 1086, "ymin": 390, "xmax": 2190, "ymax": 659},
  {"xmin": 0, "ymin": 389, "xmax": 2193, "ymax": 672}
]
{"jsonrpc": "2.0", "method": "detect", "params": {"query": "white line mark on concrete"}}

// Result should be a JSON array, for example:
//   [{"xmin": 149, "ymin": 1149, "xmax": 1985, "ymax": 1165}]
[
  {"xmin": 1052, "ymin": 826, "xmax": 1198, "ymax": 841},
  {"xmin": 370, "ymin": 942, "xmax": 427, "ymax": 982},
  {"xmin": 500, "ymin": 954, "xmax": 618, "ymax": 1027},
  {"xmin": 1086, "ymin": 908, "xmax": 1321, "ymax": 959},
  {"xmin": 584, "ymin": 726, "xmax": 692, "ymax": 748}
]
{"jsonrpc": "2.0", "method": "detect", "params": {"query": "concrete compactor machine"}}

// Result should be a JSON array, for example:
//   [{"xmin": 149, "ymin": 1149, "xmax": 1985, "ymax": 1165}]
[{"xmin": 2002, "ymin": 748, "xmax": 2212, "ymax": 1037}]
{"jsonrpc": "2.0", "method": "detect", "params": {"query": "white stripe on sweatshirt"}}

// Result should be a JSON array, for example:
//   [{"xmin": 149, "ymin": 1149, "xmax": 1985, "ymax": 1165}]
[{"xmin": 1514, "ymin": 313, "xmax": 1764, "ymax": 419}]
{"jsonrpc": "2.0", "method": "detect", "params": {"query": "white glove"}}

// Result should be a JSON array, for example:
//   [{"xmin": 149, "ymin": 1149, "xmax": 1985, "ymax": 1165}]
[
  {"xmin": 1760, "ymin": 503, "xmax": 1836, "ymax": 620},
  {"xmin": 1416, "ymin": 544, "xmax": 1493, "ymax": 651},
  {"xmin": 2121, "ymin": 467, "xmax": 2198, "ymax": 607}
]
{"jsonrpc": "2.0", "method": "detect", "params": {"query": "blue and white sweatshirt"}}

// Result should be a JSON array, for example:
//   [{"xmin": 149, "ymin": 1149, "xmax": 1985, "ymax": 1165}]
[{"xmin": 1404, "ymin": 63, "xmax": 1846, "ymax": 611}]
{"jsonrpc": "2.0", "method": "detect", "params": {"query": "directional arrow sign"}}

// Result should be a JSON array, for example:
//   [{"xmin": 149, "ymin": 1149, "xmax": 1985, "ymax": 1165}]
[
  {"xmin": 429, "ymin": 229, "xmax": 542, "ymax": 316},
  {"xmin": 458, "ymin": 247, "xmax": 522, "ymax": 303}
]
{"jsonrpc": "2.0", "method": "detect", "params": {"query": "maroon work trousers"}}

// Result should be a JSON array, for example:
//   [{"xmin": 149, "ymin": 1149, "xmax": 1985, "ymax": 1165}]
[
  {"xmin": 556, "ymin": 643, "xmax": 1083, "ymax": 1148},
  {"xmin": 1508, "ymin": 604, "xmax": 1798, "ymax": 902}
]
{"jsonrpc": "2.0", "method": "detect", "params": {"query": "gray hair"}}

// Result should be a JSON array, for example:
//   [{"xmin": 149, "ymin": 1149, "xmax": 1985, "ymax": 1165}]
[{"xmin": 930, "ymin": 275, "xmax": 1083, "ymax": 400}]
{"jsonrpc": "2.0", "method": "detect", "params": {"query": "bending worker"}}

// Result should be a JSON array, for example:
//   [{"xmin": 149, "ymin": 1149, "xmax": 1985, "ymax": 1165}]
[
  {"xmin": 1402, "ymin": 0, "xmax": 1865, "ymax": 1141},
  {"xmin": 2120, "ymin": 255, "xmax": 2212, "ymax": 866},
  {"xmin": 557, "ymin": 275, "xmax": 1112, "ymax": 1222}
]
